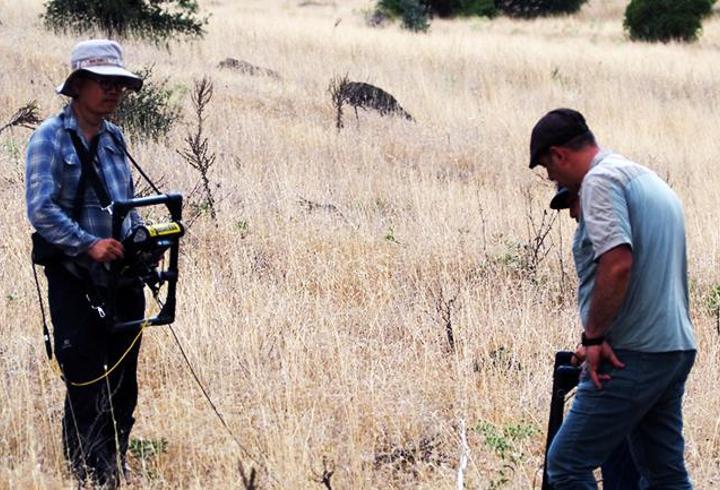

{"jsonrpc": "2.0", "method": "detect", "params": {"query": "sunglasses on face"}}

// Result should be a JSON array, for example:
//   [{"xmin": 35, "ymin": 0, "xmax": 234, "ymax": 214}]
[{"xmin": 83, "ymin": 74, "xmax": 130, "ymax": 92}]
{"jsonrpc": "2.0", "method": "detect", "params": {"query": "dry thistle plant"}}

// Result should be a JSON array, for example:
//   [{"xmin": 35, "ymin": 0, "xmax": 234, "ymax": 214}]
[
  {"xmin": 0, "ymin": 100, "xmax": 41, "ymax": 134},
  {"xmin": 328, "ymin": 73, "xmax": 350, "ymax": 130},
  {"xmin": 178, "ymin": 76, "xmax": 218, "ymax": 224}
]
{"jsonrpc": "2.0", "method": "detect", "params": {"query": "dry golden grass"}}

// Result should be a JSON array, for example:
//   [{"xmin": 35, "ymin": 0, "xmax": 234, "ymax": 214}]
[{"xmin": 1, "ymin": 0, "xmax": 720, "ymax": 487}]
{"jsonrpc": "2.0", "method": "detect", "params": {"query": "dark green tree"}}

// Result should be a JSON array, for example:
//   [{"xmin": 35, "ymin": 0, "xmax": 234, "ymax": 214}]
[
  {"xmin": 42, "ymin": 0, "xmax": 207, "ymax": 43},
  {"xmin": 379, "ymin": 0, "xmax": 430, "ymax": 31},
  {"xmin": 431, "ymin": 0, "xmax": 497, "ymax": 17},
  {"xmin": 495, "ymin": 0, "xmax": 588, "ymax": 18},
  {"xmin": 379, "ymin": 0, "xmax": 496, "ymax": 19},
  {"xmin": 624, "ymin": 0, "xmax": 715, "ymax": 43}
]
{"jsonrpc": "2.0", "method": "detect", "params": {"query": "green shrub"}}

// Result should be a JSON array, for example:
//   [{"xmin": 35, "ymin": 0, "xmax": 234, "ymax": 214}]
[
  {"xmin": 379, "ymin": 0, "xmax": 496, "ymax": 19},
  {"xmin": 428, "ymin": 0, "xmax": 497, "ymax": 17},
  {"xmin": 624, "ymin": 0, "xmax": 715, "ymax": 43},
  {"xmin": 379, "ymin": 0, "xmax": 420, "ymax": 15},
  {"xmin": 402, "ymin": 0, "xmax": 432, "ymax": 31},
  {"xmin": 379, "ymin": 0, "xmax": 431, "ymax": 31},
  {"xmin": 496, "ymin": 0, "xmax": 588, "ymax": 18},
  {"xmin": 110, "ymin": 66, "xmax": 181, "ymax": 141},
  {"xmin": 42, "ymin": 0, "xmax": 207, "ymax": 43}
]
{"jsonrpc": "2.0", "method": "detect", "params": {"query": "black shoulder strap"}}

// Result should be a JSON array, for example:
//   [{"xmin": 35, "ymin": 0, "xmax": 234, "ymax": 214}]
[
  {"xmin": 69, "ymin": 131, "xmax": 112, "ymax": 209},
  {"xmin": 70, "ymin": 162, "xmax": 87, "ymax": 221},
  {"xmin": 107, "ymin": 131, "xmax": 162, "ymax": 195}
]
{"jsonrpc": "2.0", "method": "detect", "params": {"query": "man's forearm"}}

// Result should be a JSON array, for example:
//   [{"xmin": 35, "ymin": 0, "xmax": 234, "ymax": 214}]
[
  {"xmin": 30, "ymin": 201, "xmax": 99, "ymax": 257},
  {"xmin": 585, "ymin": 246, "xmax": 633, "ymax": 338}
]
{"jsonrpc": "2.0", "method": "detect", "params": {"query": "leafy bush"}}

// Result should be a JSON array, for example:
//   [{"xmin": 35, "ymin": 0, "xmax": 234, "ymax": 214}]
[
  {"xmin": 380, "ymin": 0, "xmax": 431, "ymax": 31},
  {"xmin": 496, "ymin": 0, "xmax": 588, "ymax": 18},
  {"xmin": 42, "ymin": 0, "xmax": 207, "ymax": 43},
  {"xmin": 477, "ymin": 420, "xmax": 538, "ymax": 488},
  {"xmin": 624, "ymin": 0, "xmax": 715, "ymax": 43},
  {"xmin": 403, "ymin": 4, "xmax": 431, "ymax": 31},
  {"xmin": 379, "ymin": 0, "xmax": 496, "ymax": 20},
  {"xmin": 110, "ymin": 66, "xmax": 181, "ymax": 142},
  {"xmin": 431, "ymin": 0, "xmax": 497, "ymax": 17}
]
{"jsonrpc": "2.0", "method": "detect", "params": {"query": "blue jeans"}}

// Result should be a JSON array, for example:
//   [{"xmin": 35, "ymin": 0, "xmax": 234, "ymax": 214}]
[
  {"xmin": 602, "ymin": 438, "xmax": 640, "ymax": 489},
  {"xmin": 547, "ymin": 349, "xmax": 696, "ymax": 489}
]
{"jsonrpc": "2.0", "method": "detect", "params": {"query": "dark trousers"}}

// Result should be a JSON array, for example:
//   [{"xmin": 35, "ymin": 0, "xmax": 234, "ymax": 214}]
[
  {"xmin": 45, "ymin": 264, "xmax": 145, "ymax": 485},
  {"xmin": 601, "ymin": 438, "xmax": 640, "ymax": 489},
  {"xmin": 547, "ymin": 350, "xmax": 695, "ymax": 489}
]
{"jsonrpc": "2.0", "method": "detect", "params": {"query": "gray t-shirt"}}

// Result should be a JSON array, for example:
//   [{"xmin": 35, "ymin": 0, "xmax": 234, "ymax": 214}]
[{"xmin": 573, "ymin": 150, "xmax": 696, "ymax": 352}]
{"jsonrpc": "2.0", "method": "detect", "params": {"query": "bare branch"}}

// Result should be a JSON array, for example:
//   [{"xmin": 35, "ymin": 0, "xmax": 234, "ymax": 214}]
[
  {"xmin": 238, "ymin": 461, "xmax": 259, "ymax": 490},
  {"xmin": 521, "ymin": 186, "xmax": 558, "ymax": 279},
  {"xmin": 456, "ymin": 419, "xmax": 469, "ymax": 490},
  {"xmin": 0, "ymin": 100, "xmax": 41, "ymax": 134},
  {"xmin": 436, "ymin": 289, "xmax": 458, "ymax": 352},
  {"xmin": 312, "ymin": 456, "xmax": 335, "ymax": 490},
  {"xmin": 134, "ymin": 174, "xmax": 168, "ymax": 198}
]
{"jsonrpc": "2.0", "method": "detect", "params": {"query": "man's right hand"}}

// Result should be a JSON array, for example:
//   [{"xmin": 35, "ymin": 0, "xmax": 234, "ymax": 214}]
[
  {"xmin": 87, "ymin": 238, "xmax": 125, "ymax": 262},
  {"xmin": 585, "ymin": 341, "xmax": 625, "ymax": 390}
]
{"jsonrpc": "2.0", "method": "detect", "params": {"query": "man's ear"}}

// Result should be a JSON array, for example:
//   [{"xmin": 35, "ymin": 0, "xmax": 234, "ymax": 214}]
[{"xmin": 552, "ymin": 147, "xmax": 570, "ymax": 167}]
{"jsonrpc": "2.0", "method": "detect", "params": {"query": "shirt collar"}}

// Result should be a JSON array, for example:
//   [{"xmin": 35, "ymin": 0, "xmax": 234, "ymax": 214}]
[
  {"xmin": 578, "ymin": 149, "xmax": 612, "ymax": 198},
  {"xmin": 590, "ymin": 148, "xmax": 612, "ymax": 169},
  {"xmin": 61, "ymin": 103, "xmax": 110, "ymax": 138}
]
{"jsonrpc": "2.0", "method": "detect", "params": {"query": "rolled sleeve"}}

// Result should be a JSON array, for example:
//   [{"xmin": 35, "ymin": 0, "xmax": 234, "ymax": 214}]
[{"xmin": 580, "ymin": 172, "xmax": 633, "ymax": 261}]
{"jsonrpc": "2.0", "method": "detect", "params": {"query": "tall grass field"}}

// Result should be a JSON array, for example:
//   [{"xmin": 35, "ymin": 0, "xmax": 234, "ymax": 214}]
[{"xmin": 1, "ymin": 0, "xmax": 720, "ymax": 487}]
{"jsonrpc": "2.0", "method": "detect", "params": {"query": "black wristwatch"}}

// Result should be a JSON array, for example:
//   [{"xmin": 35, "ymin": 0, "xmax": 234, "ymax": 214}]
[{"xmin": 581, "ymin": 332, "xmax": 605, "ymax": 347}]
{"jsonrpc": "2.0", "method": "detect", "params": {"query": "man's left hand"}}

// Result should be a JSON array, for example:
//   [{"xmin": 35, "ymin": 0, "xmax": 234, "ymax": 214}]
[{"xmin": 585, "ymin": 341, "xmax": 625, "ymax": 390}]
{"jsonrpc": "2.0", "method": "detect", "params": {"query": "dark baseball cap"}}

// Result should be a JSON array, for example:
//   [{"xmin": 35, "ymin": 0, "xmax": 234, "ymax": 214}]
[
  {"xmin": 529, "ymin": 108, "xmax": 590, "ymax": 168},
  {"xmin": 549, "ymin": 184, "xmax": 572, "ymax": 210}
]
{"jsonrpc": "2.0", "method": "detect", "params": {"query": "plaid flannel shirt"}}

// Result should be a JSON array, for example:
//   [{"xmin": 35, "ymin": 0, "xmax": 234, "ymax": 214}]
[{"xmin": 26, "ymin": 104, "xmax": 140, "ymax": 257}]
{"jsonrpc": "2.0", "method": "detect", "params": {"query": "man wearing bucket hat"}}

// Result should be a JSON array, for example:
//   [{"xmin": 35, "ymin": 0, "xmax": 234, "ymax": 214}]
[
  {"xmin": 530, "ymin": 109, "xmax": 696, "ymax": 489},
  {"xmin": 26, "ymin": 39, "xmax": 144, "ymax": 487}
]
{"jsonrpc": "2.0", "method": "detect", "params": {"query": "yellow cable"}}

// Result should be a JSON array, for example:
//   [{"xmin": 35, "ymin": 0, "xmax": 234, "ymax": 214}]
[{"xmin": 51, "ymin": 322, "xmax": 147, "ymax": 387}]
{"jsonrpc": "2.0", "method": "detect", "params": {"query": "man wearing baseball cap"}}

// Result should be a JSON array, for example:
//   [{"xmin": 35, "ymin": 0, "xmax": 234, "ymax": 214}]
[
  {"xmin": 26, "ymin": 39, "xmax": 144, "ymax": 487},
  {"xmin": 531, "ymin": 109, "xmax": 696, "ymax": 488}
]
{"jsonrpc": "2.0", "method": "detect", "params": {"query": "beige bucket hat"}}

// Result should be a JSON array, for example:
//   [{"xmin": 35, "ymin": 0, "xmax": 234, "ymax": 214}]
[{"xmin": 57, "ymin": 39, "xmax": 143, "ymax": 97}]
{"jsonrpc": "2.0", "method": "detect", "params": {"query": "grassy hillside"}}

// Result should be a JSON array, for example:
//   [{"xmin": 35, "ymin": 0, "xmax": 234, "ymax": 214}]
[{"xmin": 1, "ymin": 0, "xmax": 720, "ymax": 487}]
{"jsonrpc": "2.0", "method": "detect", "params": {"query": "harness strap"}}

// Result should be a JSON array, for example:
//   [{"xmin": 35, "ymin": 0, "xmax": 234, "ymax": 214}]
[
  {"xmin": 68, "ymin": 131, "xmax": 111, "ymax": 209},
  {"xmin": 107, "ymin": 131, "xmax": 162, "ymax": 195},
  {"xmin": 32, "ymin": 263, "xmax": 53, "ymax": 360}
]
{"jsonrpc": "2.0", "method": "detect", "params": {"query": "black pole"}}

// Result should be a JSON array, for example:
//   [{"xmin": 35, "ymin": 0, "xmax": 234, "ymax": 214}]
[{"xmin": 542, "ymin": 351, "xmax": 581, "ymax": 490}]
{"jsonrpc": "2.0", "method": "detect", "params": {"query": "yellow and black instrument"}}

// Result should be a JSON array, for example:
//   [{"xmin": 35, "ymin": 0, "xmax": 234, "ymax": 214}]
[{"xmin": 111, "ymin": 193, "xmax": 184, "ymax": 332}]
